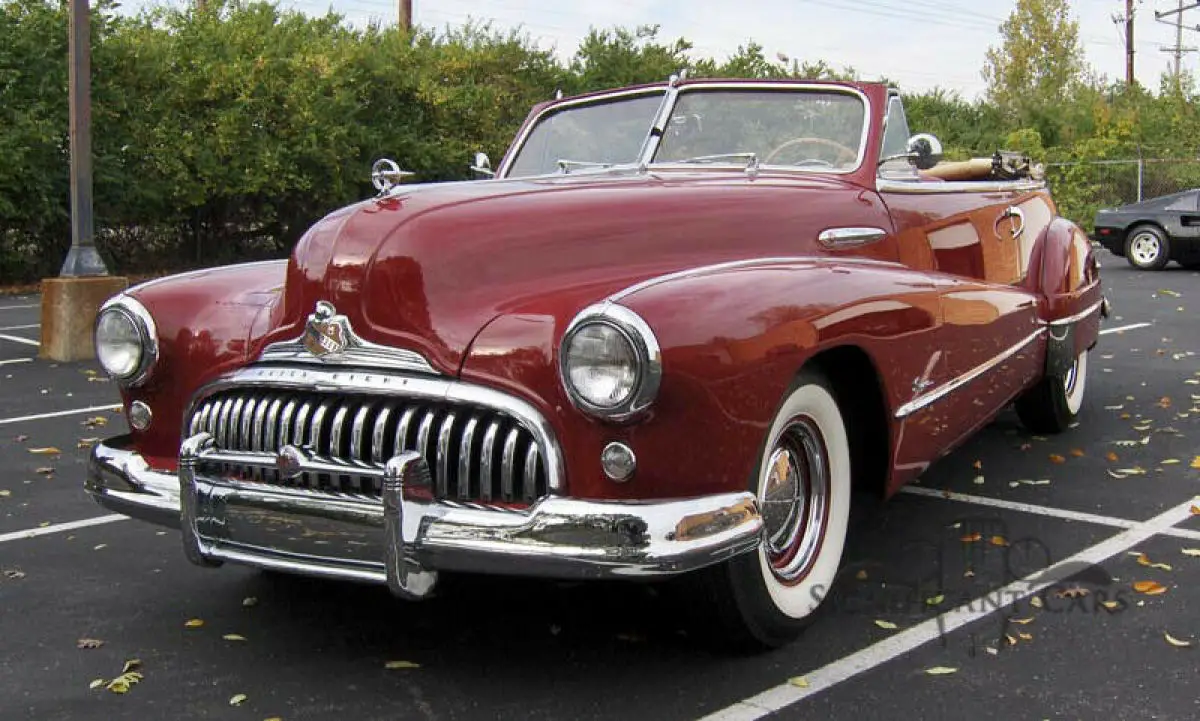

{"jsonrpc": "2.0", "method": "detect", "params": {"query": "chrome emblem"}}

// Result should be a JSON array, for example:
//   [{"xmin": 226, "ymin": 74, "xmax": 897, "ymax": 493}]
[
  {"xmin": 303, "ymin": 301, "xmax": 348, "ymax": 358},
  {"xmin": 276, "ymin": 444, "xmax": 306, "ymax": 479}
]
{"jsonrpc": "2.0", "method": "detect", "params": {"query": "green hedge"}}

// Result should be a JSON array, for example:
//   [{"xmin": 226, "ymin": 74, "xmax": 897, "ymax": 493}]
[{"xmin": 3, "ymin": 1, "xmax": 1199, "ymax": 282}]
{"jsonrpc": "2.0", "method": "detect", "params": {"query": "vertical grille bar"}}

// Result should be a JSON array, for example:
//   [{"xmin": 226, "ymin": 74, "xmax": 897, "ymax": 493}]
[
  {"xmin": 478, "ymin": 420, "xmax": 501, "ymax": 502},
  {"xmin": 435, "ymin": 413, "xmax": 457, "ymax": 499},
  {"xmin": 500, "ymin": 428, "xmax": 520, "ymax": 502},
  {"xmin": 240, "ymin": 397, "xmax": 259, "ymax": 452},
  {"xmin": 350, "ymin": 403, "xmax": 373, "ymax": 463},
  {"xmin": 263, "ymin": 397, "xmax": 284, "ymax": 452},
  {"xmin": 279, "ymin": 399, "xmax": 299, "ymax": 448},
  {"xmin": 292, "ymin": 401, "xmax": 313, "ymax": 446},
  {"xmin": 250, "ymin": 396, "xmax": 271, "ymax": 451},
  {"xmin": 457, "ymin": 416, "xmax": 479, "ymax": 500},
  {"xmin": 522, "ymin": 444, "xmax": 540, "ymax": 502},
  {"xmin": 224, "ymin": 398, "xmax": 245, "ymax": 450},
  {"xmin": 329, "ymin": 403, "xmax": 352, "ymax": 458},
  {"xmin": 415, "ymin": 411, "xmax": 435, "ymax": 463},
  {"xmin": 395, "ymin": 407, "xmax": 419, "ymax": 457},
  {"xmin": 371, "ymin": 402, "xmax": 395, "ymax": 464},
  {"xmin": 309, "ymin": 399, "xmax": 336, "ymax": 453}
]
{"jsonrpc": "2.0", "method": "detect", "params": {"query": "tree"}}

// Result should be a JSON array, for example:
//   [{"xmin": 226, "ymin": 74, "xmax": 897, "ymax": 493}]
[{"xmin": 982, "ymin": 0, "xmax": 1087, "ymax": 145}]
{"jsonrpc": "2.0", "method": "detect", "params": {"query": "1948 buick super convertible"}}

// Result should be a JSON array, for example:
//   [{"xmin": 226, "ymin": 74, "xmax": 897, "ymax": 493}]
[{"xmin": 86, "ymin": 77, "xmax": 1106, "ymax": 649}]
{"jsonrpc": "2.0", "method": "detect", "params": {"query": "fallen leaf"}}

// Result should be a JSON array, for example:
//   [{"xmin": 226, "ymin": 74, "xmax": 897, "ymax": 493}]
[
  {"xmin": 76, "ymin": 638, "xmax": 104, "ymax": 649},
  {"xmin": 229, "ymin": 693, "xmax": 248, "ymax": 706},
  {"xmin": 1133, "ymin": 580, "xmax": 1168, "ymax": 595},
  {"xmin": 88, "ymin": 678, "xmax": 106, "ymax": 690},
  {"xmin": 1164, "ymin": 632, "xmax": 1192, "ymax": 648},
  {"xmin": 1069, "ymin": 448, "xmax": 1084, "ymax": 457},
  {"xmin": 960, "ymin": 532, "xmax": 982, "ymax": 543},
  {"xmin": 384, "ymin": 660, "xmax": 421, "ymax": 669},
  {"xmin": 1101, "ymin": 600, "xmax": 1123, "ymax": 612},
  {"xmin": 1049, "ymin": 453, "xmax": 1066, "ymax": 464},
  {"xmin": 925, "ymin": 594, "xmax": 945, "ymax": 606},
  {"xmin": 35, "ymin": 467, "xmax": 54, "ymax": 475},
  {"xmin": 1116, "ymin": 467, "xmax": 1147, "ymax": 476},
  {"xmin": 1055, "ymin": 586, "xmax": 1089, "ymax": 599},
  {"xmin": 788, "ymin": 676, "xmax": 809, "ymax": 688},
  {"xmin": 1107, "ymin": 470, "xmax": 1130, "ymax": 479},
  {"xmin": 0, "ymin": 490, "xmax": 10, "ymax": 497},
  {"xmin": 184, "ymin": 618, "xmax": 204, "ymax": 628},
  {"xmin": 1009, "ymin": 617, "xmax": 1035, "ymax": 625},
  {"xmin": 1030, "ymin": 596, "xmax": 1044, "ymax": 609},
  {"xmin": 874, "ymin": 619, "xmax": 899, "ymax": 630},
  {"xmin": 1021, "ymin": 479, "xmax": 1052, "ymax": 486},
  {"xmin": 1191, "ymin": 505, "xmax": 1200, "ymax": 516},
  {"xmin": 1018, "ymin": 631, "xmax": 1033, "ymax": 641},
  {"xmin": 93, "ymin": 544, "xmax": 106, "ymax": 551},
  {"xmin": 973, "ymin": 460, "xmax": 982, "ymax": 469},
  {"xmin": 222, "ymin": 634, "xmax": 247, "ymax": 642},
  {"xmin": 1005, "ymin": 633, "xmax": 1018, "ymax": 646},
  {"xmin": 3, "ymin": 569, "xmax": 26, "ymax": 579},
  {"xmin": 28, "ymin": 447, "xmax": 61, "ymax": 455},
  {"xmin": 1104, "ymin": 404, "xmax": 1124, "ymax": 410},
  {"xmin": 121, "ymin": 659, "xmax": 141, "ymax": 674},
  {"xmin": 990, "ymin": 535, "xmax": 1009, "ymax": 547},
  {"xmin": 924, "ymin": 666, "xmax": 958, "ymax": 675},
  {"xmin": 972, "ymin": 475, "xmax": 985, "ymax": 485},
  {"xmin": 242, "ymin": 596, "xmax": 259, "ymax": 607},
  {"xmin": 1191, "ymin": 456, "xmax": 1200, "ymax": 470},
  {"xmin": 14, "ymin": 434, "xmax": 28, "ymax": 442},
  {"xmin": 1158, "ymin": 288, "xmax": 1181, "ymax": 297},
  {"xmin": 1182, "ymin": 549, "xmax": 1200, "ymax": 557},
  {"xmin": 854, "ymin": 569, "xmax": 868, "ymax": 580},
  {"xmin": 1135, "ymin": 553, "xmax": 1173, "ymax": 571},
  {"xmin": 1162, "ymin": 459, "xmax": 1181, "ymax": 465},
  {"xmin": 83, "ymin": 416, "xmax": 108, "ymax": 427}
]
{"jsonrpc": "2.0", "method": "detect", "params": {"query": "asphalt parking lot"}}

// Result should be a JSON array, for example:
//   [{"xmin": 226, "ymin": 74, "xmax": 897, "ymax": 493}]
[{"xmin": 1, "ymin": 253, "xmax": 1198, "ymax": 721}]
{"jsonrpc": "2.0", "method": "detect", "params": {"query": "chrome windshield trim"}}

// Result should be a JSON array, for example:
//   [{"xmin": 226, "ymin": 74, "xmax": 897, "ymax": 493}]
[
  {"xmin": 183, "ymin": 365, "xmax": 565, "ymax": 493},
  {"xmin": 878, "ymin": 178, "xmax": 1046, "ymax": 195},
  {"xmin": 499, "ymin": 81, "xmax": 872, "ymax": 179},
  {"xmin": 895, "ymin": 328, "xmax": 1046, "ymax": 419},
  {"xmin": 1047, "ymin": 298, "xmax": 1103, "ymax": 327},
  {"xmin": 497, "ymin": 85, "xmax": 668, "ymax": 179}
]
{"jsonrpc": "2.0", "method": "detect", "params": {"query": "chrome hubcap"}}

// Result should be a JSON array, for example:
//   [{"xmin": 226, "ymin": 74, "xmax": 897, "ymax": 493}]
[
  {"xmin": 1131, "ymin": 234, "xmax": 1161, "ymax": 265},
  {"xmin": 760, "ymin": 417, "xmax": 829, "ymax": 582}
]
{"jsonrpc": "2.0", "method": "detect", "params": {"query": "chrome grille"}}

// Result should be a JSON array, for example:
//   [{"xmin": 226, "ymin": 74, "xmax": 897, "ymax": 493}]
[{"xmin": 187, "ymin": 390, "xmax": 549, "ymax": 505}]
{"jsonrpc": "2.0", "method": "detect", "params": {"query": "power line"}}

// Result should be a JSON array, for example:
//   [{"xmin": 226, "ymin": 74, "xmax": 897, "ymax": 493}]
[{"xmin": 1155, "ymin": 0, "xmax": 1200, "ymax": 86}]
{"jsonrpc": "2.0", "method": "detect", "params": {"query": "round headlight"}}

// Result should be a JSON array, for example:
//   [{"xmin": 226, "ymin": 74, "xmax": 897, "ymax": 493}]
[
  {"xmin": 560, "ymin": 304, "xmax": 662, "ymax": 420},
  {"xmin": 95, "ymin": 297, "xmax": 157, "ymax": 384},
  {"xmin": 564, "ymin": 323, "xmax": 640, "ymax": 409}
]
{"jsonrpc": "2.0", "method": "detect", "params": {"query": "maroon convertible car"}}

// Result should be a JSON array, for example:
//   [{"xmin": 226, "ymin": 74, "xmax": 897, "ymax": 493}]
[{"xmin": 86, "ymin": 77, "xmax": 1105, "ymax": 649}]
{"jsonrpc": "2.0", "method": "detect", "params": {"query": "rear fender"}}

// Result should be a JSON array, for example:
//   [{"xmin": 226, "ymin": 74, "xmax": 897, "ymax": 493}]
[{"xmin": 1027, "ymin": 217, "xmax": 1103, "ymax": 366}]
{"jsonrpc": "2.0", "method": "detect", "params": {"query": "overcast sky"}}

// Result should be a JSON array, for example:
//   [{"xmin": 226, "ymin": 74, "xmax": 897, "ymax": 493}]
[{"xmin": 130, "ymin": 0, "xmax": 1193, "ymax": 97}]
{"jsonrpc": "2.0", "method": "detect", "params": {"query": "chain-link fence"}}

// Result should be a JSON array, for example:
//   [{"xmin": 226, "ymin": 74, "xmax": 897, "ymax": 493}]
[{"xmin": 1045, "ymin": 159, "xmax": 1200, "ymax": 230}]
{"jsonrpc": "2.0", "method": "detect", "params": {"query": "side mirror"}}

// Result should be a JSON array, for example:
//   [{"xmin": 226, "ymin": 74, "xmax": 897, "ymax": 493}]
[
  {"xmin": 906, "ymin": 134, "xmax": 943, "ymax": 170},
  {"xmin": 470, "ymin": 152, "xmax": 495, "ymax": 179}
]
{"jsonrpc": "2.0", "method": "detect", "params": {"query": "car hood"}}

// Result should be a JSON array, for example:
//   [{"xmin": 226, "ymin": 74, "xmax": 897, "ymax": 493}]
[{"xmin": 266, "ymin": 170, "xmax": 889, "ymax": 374}]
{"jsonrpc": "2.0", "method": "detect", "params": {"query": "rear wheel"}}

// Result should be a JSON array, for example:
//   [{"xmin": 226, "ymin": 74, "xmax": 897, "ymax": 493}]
[
  {"xmin": 1124, "ymin": 226, "xmax": 1170, "ymax": 270},
  {"xmin": 1015, "ymin": 350, "xmax": 1088, "ymax": 434},
  {"xmin": 690, "ymin": 370, "xmax": 852, "ymax": 650}
]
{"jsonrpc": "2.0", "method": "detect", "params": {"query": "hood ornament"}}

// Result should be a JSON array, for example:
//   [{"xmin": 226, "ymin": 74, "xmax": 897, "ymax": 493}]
[{"xmin": 303, "ymin": 301, "xmax": 349, "ymax": 358}]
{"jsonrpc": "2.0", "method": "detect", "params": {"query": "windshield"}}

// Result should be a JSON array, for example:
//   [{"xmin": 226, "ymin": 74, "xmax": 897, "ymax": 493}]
[
  {"xmin": 655, "ymin": 89, "xmax": 866, "ymax": 170},
  {"xmin": 505, "ymin": 92, "xmax": 665, "ymax": 178}
]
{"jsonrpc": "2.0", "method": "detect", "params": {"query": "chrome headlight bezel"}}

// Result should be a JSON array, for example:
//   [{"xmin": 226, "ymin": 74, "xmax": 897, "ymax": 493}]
[
  {"xmin": 94, "ymin": 295, "xmax": 158, "ymax": 386},
  {"xmin": 559, "ymin": 303, "xmax": 662, "ymax": 421}
]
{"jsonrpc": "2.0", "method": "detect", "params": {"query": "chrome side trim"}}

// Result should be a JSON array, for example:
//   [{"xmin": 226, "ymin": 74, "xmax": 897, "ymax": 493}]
[
  {"xmin": 818, "ymin": 226, "xmax": 888, "ymax": 249},
  {"xmin": 1047, "ymin": 298, "xmax": 1103, "ymax": 327},
  {"xmin": 607, "ymin": 256, "xmax": 902, "ymax": 303},
  {"xmin": 878, "ymin": 178, "xmax": 1046, "ymax": 195},
  {"xmin": 895, "ymin": 328, "xmax": 1046, "ymax": 419},
  {"xmin": 183, "ymin": 365, "xmax": 566, "ymax": 494}
]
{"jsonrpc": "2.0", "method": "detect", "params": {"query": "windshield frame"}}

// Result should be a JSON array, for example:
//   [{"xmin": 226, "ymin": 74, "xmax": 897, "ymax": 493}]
[{"xmin": 497, "ymin": 81, "xmax": 873, "ymax": 179}]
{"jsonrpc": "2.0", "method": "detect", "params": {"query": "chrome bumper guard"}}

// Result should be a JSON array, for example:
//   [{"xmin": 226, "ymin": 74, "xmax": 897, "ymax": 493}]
[{"xmin": 86, "ymin": 434, "xmax": 764, "ymax": 598}]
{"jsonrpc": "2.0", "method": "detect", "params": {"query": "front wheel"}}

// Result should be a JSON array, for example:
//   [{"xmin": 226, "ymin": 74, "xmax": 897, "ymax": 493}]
[
  {"xmin": 1015, "ymin": 350, "xmax": 1088, "ymax": 434},
  {"xmin": 691, "ymin": 370, "xmax": 852, "ymax": 650},
  {"xmin": 1125, "ymin": 226, "xmax": 1170, "ymax": 270}
]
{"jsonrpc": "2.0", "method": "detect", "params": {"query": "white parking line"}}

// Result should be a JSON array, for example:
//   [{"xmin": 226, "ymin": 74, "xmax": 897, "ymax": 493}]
[
  {"xmin": 0, "ymin": 324, "xmax": 38, "ymax": 332},
  {"xmin": 0, "ymin": 403, "xmax": 122, "ymax": 427},
  {"xmin": 0, "ymin": 333, "xmax": 38, "ymax": 347},
  {"xmin": 902, "ymin": 486, "xmax": 1200, "ymax": 541},
  {"xmin": 1100, "ymin": 322, "xmax": 1152, "ymax": 335},
  {"xmin": 0, "ymin": 304, "xmax": 36, "ymax": 311},
  {"xmin": 0, "ymin": 514, "xmax": 127, "ymax": 544},
  {"xmin": 697, "ymin": 498, "xmax": 1198, "ymax": 721},
  {"xmin": 0, "ymin": 358, "xmax": 33, "ymax": 367}
]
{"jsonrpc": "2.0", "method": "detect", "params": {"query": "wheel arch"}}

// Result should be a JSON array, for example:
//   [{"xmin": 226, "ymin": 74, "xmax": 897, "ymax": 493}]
[{"xmin": 803, "ymin": 345, "xmax": 890, "ymax": 499}]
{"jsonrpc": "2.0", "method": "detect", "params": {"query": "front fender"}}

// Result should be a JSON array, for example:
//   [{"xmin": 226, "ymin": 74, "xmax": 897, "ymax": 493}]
[
  {"xmin": 463, "ymin": 259, "xmax": 942, "ymax": 501},
  {"xmin": 118, "ymin": 261, "xmax": 288, "ymax": 468}
]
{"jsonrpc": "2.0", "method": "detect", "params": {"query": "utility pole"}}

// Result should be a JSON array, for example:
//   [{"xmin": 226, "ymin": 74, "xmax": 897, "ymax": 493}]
[
  {"xmin": 1156, "ymin": 0, "xmax": 1200, "ymax": 90},
  {"xmin": 1126, "ymin": 0, "xmax": 1136, "ymax": 86},
  {"xmin": 399, "ymin": 0, "xmax": 411, "ymax": 32}
]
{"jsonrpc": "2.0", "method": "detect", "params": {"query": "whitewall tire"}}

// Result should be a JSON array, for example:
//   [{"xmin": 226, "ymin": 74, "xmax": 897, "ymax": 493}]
[
  {"xmin": 692, "ymin": 369, "xmax": 852, "ymax": 649},
  {"xmin": 1016, "ymin": 349, "xmax": 1089, "ymax": 434}
]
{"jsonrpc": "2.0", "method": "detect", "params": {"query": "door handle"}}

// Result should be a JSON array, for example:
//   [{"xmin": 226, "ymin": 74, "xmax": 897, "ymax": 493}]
[{"xmin": 995, "ymin": 206, "xmax": 1025, "ymax": 239}]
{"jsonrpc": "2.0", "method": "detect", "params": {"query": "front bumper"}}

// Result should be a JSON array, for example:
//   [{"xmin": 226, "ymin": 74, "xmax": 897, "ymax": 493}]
[{"xmin": 86, "ymin": 434, "xmax": 764, "ymax": 597}]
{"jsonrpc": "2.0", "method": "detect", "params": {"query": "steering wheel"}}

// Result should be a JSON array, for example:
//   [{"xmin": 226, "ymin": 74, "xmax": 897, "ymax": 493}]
[{"xmin": 763, "ymin": 137, "xmax": 858, "ymax": 166}]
